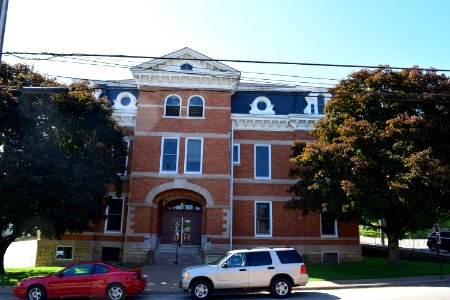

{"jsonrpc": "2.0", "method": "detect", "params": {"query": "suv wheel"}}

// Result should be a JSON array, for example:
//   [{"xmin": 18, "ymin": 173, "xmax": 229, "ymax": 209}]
[
  {"xmin": 429, "ymin": 243, "xmax": 438, "ymax": 252},
  {"xmin": 271, "ymin": 277, "xmax": 292, "ymax": 298},
  {"xmin": 191, "ymin": 280, "xmax": 211, "ymax": 300}
]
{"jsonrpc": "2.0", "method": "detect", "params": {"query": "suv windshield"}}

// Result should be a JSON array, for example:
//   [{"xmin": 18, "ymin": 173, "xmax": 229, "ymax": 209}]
[{"xmin": 210, "ymin": 252, "xmax": 231, "ymax": 265}]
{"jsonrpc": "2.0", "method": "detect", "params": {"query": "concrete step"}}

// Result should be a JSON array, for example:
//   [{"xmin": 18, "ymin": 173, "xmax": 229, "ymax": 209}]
[{"xmin": 154, "ymin": 244, "xmax": 204, "ymax": 264}]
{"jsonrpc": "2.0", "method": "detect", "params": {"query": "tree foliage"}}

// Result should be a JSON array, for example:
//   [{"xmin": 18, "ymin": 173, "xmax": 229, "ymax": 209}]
[
  {"xmin": 0, "ymin": 63, "xmax": 126, "ymax": 274},
  {"xmin": 287, "ymin": 67, "xmax": 450, "ymax": 266}
]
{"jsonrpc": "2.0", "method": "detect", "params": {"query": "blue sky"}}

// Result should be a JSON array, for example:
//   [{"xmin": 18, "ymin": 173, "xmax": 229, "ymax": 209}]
[{"xmin": 3, "ymin": 0, "xmax": 450, "ymax": 88}]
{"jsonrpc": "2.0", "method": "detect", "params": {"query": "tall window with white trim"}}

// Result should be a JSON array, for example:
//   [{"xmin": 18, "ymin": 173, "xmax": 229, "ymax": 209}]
[
  {"xmin": 255, "ymin": 202, "xmax": 272, "ymax": 236},
  {"xmin": 233, "ymin": 144, "xmax": 240, "ymax": 164},
  {"xmin": 164, "ymin": 95, "xmax": 181, "ymax": 117},
  {"xmin": 160, "ymin": 138, "xmax": 179, "ymax": 173},
  {"xmin": 188, "ymin": 96, "xmax": 204, "ymax": 117},
  {"xmin": 105, "ymin": 198, "xmax": 124, "ymax": 232},
  {"xmin": 185, "ymin": 138, "xmax": 203, "ymax": 173},
  {"xmin": 254, "ymin": 145, "xmax": 271, "ymax": 179}
]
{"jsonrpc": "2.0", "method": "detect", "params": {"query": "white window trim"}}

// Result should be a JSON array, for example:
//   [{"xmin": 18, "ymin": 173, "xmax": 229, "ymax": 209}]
[
  {"xmin": 233, "ymin": 144, "xmax": 240, "ymax": 165},
  {"xmin": 320, "ymin": 213, "xmax": 338, "ymax": 237},
  {"xmin": 160, "ymin": 137, "xmax": 180, "ymax": 173},
  {"xmin": 184, "ymin": 137, "xmax": 203, "ymax": 174},
  {"xmin": 104, "ymin": 198, "xmax": 124, "ymax": 233},
  {"xmin": 187, "ymin": 95, "xmax": 205, "ymax": 118},
  {"xmin": 55, "ymin": 246, "xmax": 74, "ymax": 260},
  {"xmin": 120, "ymin": 139, "xmax": 130, "ymax": 176},
  {"xmin": 254, "ymin": 144, "xmax": 271, "ymax": 179},
  {"xmin": 164, "ymin": 94, "xmax": 182, "ymax": 117},
  {"xmin": 255, "ymin": 201, "xmax": 272, "ymax": 237}
]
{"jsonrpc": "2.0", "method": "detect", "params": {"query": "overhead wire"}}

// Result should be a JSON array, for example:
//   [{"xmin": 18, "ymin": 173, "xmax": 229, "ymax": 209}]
[{"xmin": 3, "ymin": 52, "xmax": 450, "ymax": 101}]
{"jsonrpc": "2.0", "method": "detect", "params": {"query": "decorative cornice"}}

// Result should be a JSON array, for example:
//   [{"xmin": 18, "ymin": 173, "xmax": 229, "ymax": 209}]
[{"xmin": 231, "ymin": 114, "xmax": 322, "ymax": 131}]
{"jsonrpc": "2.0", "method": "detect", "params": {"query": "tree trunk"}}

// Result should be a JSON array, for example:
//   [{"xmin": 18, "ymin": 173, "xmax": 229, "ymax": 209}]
[
  {"xmin": 0, "ymin": 237, "xmax": 14, "ymax": 275},
  {"xmin": 387, "ymin": 234, "xmax": 401, "ymax": 267}
]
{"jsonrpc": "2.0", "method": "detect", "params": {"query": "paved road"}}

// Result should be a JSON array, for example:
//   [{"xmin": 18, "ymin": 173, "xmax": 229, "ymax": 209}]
[{"xmin": 4, "ymin": 283, "xmax": 450, "ymax": 300}]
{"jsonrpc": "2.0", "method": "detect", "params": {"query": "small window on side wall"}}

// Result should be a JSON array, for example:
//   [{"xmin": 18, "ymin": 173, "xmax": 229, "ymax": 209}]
[
  {"xmin": 55, "ymin": 246, "xmax": 74, "ymax": 260},
  {"xmin": 321, "ymin": 213, "xmax": 337, "ymax": 237},
  {"xmin": 188, "ymin": 96, "xmax": 204, "ymax": 117},
  {"xmin": 233, "ymin": 144, "xmax": 240, "ymax": 164},
  {"xmin": 165, "ymin": 95, "xmax": 181, "ymax": 117}
]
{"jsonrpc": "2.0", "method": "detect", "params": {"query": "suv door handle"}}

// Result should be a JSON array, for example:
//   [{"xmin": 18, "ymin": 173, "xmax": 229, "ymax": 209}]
[
  {"xmin": 239, "ymin": 269, "xmax": 247, "ymax": 271},
  {"xmin": 268, "ymin": 267, "xmax": 275, "ymax": 269}
]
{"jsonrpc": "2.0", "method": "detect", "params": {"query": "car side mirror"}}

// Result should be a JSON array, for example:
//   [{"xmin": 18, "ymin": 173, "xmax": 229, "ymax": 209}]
[{"xmin": 222, "ymin": 261, "xmax": 228, "ymax": 268}]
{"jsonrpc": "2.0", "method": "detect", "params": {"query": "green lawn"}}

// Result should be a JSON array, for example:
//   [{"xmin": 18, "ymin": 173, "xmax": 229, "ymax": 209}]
[
  {"xmin": 308, "ymin": 256, "xmax": 450, "ymax": 281},
  {"xmin": 0, "ymin": 267, "xmax": 62, "ymax": 286},
  {"xmin": 1, "ymin": 257, "xmax": 449, "ymax": 286}
]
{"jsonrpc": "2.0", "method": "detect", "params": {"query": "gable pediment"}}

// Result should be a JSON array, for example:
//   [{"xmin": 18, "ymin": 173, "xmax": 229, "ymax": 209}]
[{"xmin": 130, "ymin": 47, "xmax": 240, "ymax": 89}]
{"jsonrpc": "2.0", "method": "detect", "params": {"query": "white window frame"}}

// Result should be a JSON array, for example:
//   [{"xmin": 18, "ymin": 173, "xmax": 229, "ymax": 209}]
[
  {"xmin": 160, "ymin": 137, "xmax": 179, "ymax": 173},
  {"xmin": 104, "ymin": 198, "xmax": 124, "ymax": 233},
  {"xmin": 164, "ymin": 94, "xmax": 182, "ymax": 117},
  {"xmin": 184, "ymin": 137, "xmax": 203, "ymax": 174},
  {"xmin": 233, "ymin": 144, "xmax": 240, "ymax": 164},
  {"xmin": 254, "ymin": 144, "xmax": 271, "ymax": 179},
  {"xmin": 187, "ymin": 95, "xmax": 205, "ymax": 118},
  {"xmin": 320, "ymin": 213, "xmax": 338, "ymax": 237},
  {"xmin": 55, "ymin": 246, "xmax": 74, "ymax": 260},
  {"xmin": 120, "ymin": 139, "xmax": 130, "ymax": 176},
  {"xmin": 255, "ymin": 201, "xmax": 272, "ymax": 237}
]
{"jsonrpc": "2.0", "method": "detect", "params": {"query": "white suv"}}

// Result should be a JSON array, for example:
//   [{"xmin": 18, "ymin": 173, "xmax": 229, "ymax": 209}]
[{"xmin": 180, "ymin": 247, "xmax": 308, "ymax": 299}]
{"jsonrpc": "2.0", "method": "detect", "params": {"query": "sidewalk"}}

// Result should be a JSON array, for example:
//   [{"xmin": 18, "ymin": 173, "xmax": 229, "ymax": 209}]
[{"xmin": 1, "ymin": 264, "xmax": 448, "ymax": 296}]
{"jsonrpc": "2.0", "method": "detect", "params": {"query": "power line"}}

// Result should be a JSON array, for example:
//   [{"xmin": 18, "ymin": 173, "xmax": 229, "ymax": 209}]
[{"xmin": 4, "ymin": 51, "xmax": 450, "ymax": 73}]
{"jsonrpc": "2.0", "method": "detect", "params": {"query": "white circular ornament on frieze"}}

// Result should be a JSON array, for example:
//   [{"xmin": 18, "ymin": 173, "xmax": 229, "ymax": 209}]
[{"xmin": 249, "ymin": 96, "xmax": 275, "ymax": 115}]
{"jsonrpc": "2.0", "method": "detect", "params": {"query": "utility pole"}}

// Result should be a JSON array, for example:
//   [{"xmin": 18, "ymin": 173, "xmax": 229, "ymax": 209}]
[{"xmin": 0, "ymin": 0, "xmax": 9, "ymax": 66}]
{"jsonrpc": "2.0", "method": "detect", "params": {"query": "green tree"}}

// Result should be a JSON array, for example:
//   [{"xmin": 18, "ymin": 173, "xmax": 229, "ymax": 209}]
[
  {"xmin": 0, "ymin": 63, "xmax": 126, "ymax": 274},
  {"xmin": 287, "ymin": 67, "xmax": 450, "ymax": 266}
]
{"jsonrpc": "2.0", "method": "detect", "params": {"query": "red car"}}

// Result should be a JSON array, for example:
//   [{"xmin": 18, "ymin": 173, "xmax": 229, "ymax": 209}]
[{"xmin": 12, "ymin": 262, "xmax": 147, "ymax": 300}]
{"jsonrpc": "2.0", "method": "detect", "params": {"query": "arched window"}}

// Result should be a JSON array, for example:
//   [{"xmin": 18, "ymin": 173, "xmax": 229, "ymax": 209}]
[
  {"xmin": 165, "ymin": 200, "xmax": 202, "ymax": 211},
  {"xmin": 180, "ymin": 63, "xmax": 193, "ymax": 71},
  {"xmin": 188, "ymin": 96, "xmax": 204, "ymax": 117},
  {"xmin": 165, "ymin": 95, "xmax": 181, "ymax": 117}
]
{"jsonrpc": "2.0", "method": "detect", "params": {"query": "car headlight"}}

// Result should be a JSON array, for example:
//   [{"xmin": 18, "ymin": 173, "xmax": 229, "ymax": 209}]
[
  {"xmin": 182, "ymin": 272, "xmax": 190, "ymax": 279},
  {"xmin": 15, "ymin": 281, "xmax": 22, "ymax": 287}
]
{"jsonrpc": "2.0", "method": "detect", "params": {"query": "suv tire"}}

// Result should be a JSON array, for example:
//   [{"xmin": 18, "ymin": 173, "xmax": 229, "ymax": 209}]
[
  {"xmin": 191, "ymin": 280, "xmax": 211, "ymax": 300},
  {"xmin": 271, "ymin": 277, "xmax": 292, "ymax": 298}
]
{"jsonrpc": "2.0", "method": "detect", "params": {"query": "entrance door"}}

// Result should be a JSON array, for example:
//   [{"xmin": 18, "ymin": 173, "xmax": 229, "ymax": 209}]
[
  {"xmin": 161, "ymin": 200, "xmax": 202, "ymax": 244},
  {"xmin": 169, "ymin": 217, "xmax": 192, "ymax": 244}
]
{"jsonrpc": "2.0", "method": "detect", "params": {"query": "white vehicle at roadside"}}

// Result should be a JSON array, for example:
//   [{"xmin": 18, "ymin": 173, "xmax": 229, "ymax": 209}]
[{"xmin": 180, "ymin": 247, "xmax": 308, "ymax": 299}]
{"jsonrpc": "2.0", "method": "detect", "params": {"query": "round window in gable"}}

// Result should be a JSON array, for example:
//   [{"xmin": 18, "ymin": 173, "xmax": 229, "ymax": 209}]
[
  {"xmin": 120, "ymin": 96, "xmax": 131, "ymax": 107},
  {"xmin": 257, "ymin": 101, "xmax": 267, "ymax": 111}
]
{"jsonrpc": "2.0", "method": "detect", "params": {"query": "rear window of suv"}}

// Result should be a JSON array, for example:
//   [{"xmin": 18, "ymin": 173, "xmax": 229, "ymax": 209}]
[{"xmin": 276, "ymin": 250, "xmax": 303, "ymax": 264}]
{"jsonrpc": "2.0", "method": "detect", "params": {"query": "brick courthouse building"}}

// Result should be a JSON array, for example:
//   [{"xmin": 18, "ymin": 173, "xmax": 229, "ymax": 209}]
[{"xmin": 36, "ymin": 48, "xmax": 361, "ymax": 265}]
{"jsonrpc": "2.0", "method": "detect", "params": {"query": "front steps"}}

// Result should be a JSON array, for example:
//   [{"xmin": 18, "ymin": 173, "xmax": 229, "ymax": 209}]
[{"xmin": 153, "ymin": 243, "xmax": 204, "ymax": 265}]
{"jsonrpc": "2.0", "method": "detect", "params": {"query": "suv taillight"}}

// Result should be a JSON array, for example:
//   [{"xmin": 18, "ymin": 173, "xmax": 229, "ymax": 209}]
[{"xmin": 300, "ymin": 264, "xmax": 307, "ymax": 274}]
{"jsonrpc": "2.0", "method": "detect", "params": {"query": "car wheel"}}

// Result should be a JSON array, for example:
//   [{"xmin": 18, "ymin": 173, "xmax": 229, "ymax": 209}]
[
  {"xmin": 26, "ymin": 285, "xmax": 47, "ymax": 300},
  {"xmin": 271, "ymin": 277, "xmax": 292, "ymax": 298},
  {"xmin": 429, "ymin": 243, "xmax": 438, "ymax": 252},
  {"xmin": 106, "ymin": 283, "xmax": 125, "ymax": 300},
  {"xmin": 191, "ymin": 280, "xmax": 211, "ymax": 300}
]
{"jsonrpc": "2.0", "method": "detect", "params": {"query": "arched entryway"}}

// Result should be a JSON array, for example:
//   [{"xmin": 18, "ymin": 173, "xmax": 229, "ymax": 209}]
[{"xmin": 161, "ymin": 199, "xmax": 202, "ymax": 244}]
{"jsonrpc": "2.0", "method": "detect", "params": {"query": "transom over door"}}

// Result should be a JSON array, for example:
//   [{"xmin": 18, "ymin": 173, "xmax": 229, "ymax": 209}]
[{"xmin": 161, "ymin": 200, "xmax": 202, "ymax": 244}]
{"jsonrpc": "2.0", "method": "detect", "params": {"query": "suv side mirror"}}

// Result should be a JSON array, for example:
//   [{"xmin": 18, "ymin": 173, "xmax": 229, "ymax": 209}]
[{"xmin": 222, "ymin": 261, "xmax": 228, "ymax": 268}]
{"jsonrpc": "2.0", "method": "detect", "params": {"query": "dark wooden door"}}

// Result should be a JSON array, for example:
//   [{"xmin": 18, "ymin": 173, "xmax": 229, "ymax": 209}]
[{"xmin": 161, "ymin": 210, "xmax": 202, "ymax": 244}]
